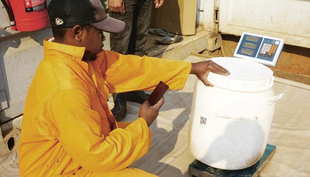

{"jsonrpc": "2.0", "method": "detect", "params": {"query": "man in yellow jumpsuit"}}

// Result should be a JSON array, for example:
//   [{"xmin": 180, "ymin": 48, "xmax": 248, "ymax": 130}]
[{"xmin": 18, "ymin": 0, "xmax": 229, "ymax": 176}]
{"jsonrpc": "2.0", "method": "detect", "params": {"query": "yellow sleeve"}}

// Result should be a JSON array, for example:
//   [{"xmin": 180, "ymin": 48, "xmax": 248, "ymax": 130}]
[
  {"xmin": 46, "ymin": 89, "xmax": 151, "ymax": 173},
  {"xmin": 102, "ymin": 51, "xmax": 192, "ymax": 93}
]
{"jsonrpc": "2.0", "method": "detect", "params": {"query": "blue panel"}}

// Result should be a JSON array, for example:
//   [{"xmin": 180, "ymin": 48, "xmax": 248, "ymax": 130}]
[
  {"xmin": 234, "ymin": 32, "xmax": 284, "ymax": 66},
  {"xmin": 236, "ymin": 34, "xmax": 263, "ymax": 57}
]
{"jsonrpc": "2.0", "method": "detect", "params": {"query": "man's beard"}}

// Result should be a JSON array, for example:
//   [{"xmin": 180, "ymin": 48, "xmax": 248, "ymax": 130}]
[
  {"xmin": 89, "ymin": 55, "xmax": 97, "ymax": 61},
  {"xmin": 82, "ymin": 51, "xmax": 97, "ymax": 61}
]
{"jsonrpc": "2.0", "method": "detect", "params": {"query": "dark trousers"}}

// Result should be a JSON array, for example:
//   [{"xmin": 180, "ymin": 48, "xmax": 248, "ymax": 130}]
[
  {"xmin": 110, "ymin": 0, "xmax": 152, "ymax": 55},
  {"xmin": 109, "ymin": 0, "xmax": 152, "ymax": 120}
]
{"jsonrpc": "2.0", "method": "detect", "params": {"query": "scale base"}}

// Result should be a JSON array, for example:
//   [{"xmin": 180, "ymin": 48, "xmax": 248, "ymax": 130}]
[{"xmin": 188, "ymin": 144, "xmax": 276, "ymax": 177}]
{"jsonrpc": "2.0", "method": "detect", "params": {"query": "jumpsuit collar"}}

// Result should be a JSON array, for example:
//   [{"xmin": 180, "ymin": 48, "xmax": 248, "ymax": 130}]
[{"xmin": 43, "ymin": 38, "xmax": 86, "ymax": 61}]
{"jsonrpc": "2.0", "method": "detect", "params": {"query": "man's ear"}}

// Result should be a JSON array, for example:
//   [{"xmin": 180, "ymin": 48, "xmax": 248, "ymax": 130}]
[{"xmin": 71, "ymin": 25, "xmax": 84, "ymax": 42}]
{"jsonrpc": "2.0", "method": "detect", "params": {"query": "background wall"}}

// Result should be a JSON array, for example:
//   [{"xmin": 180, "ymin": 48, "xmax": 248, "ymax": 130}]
[{"xmin": 201, "ymin": 0, "xmax": 310, "ymax": 49}]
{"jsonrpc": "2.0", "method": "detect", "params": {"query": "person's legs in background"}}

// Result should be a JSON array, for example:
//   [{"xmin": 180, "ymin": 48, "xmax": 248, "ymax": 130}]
[
  {"xmin": 123, "ymin": 0, "xmax": 152, "ymax": 112},
  {"xmin": 110, "ymin": 0, "xmax": 152, "ymax": 121},
  {"xmin": 110, "ymin": 0, "xmax": 135, "ymax": 54},
  {"xmin": 133, "ymin": 0, "xmax": 152, "ymax": 56}
]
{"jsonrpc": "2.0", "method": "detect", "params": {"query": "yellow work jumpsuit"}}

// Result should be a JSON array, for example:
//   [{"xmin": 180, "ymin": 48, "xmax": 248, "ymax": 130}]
[{"xmin": 18, "ymin": 39, "xmax": 191, "ymax": 176}]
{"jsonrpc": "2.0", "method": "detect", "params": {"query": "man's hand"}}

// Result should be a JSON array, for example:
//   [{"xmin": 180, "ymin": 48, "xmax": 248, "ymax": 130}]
[
  {"xmin": 154, "ymin": 0, "xmax": 164, "ymax": 8},
  {"xmin": 191, "ymin": 60, "xmax": 230, "ymax": 86},
  {"xmin": 139, "ymin": 97, "xmax": 164, "ymax": 126},
  {"xmin": 109, "ymin": 0, "xmax": 125, "ymax": 15}
]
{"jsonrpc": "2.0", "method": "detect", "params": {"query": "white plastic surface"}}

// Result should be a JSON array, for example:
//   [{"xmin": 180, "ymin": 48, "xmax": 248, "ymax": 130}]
[
  {"xmin": 188, "ymin": 79, "xmax": 277, "ymax": 170},
  {"xmin": 208, "ymin": 57, "xmax": 274, "ymax": 92},
  {"xmin": 189, "ymin": 57, "xmax": 282, "ymax": 170}
]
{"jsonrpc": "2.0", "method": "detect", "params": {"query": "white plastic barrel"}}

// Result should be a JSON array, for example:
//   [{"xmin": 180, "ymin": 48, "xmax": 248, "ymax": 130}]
[{"xmin": 188, "ymin": 57, "xmax": 282, "ymax": 170}]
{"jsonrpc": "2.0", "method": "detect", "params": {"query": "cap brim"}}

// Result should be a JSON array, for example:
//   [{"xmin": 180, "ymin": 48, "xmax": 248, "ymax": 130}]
[{"xmin": 91, "ymin": 16, "xmax": 125, "ymax": 33}]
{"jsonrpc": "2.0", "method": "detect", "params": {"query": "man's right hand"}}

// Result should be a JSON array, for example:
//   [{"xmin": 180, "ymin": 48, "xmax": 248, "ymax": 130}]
[
  {"xmin": 109, "ymin": 0, "xmax": 125, "ymax": 15},
  {"xmin": 139, "ymin": 97, "xmax": 164, "ymax": 126}
]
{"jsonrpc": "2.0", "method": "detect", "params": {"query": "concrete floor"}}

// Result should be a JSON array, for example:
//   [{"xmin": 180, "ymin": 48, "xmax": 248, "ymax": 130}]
[{"xmin": 122, "ymin": 56, "xmax": 199, "ymax": 177}]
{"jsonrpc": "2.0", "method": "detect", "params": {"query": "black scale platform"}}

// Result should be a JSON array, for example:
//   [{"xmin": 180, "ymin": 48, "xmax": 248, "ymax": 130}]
[{"xmin": 188, "ymin": 144, "xmax": 276, "ymax": 177}]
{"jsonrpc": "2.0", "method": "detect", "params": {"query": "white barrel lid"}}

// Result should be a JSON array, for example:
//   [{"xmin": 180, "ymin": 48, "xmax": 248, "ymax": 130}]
[{"xmin": 208, "ymin": 57, "xmax": 274, "ymax": 92}]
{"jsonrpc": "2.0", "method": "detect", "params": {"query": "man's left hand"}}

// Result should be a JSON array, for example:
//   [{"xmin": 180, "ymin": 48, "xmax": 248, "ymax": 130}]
[{"xmin": 191, "ymin": 60, "xmax": 230, "ymax": 86}]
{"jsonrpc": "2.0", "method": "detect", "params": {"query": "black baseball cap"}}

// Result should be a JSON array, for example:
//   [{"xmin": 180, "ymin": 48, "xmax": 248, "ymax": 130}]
[{"xmin": 48, "ymin": 0, "xmax": 125, "ymax": 33}]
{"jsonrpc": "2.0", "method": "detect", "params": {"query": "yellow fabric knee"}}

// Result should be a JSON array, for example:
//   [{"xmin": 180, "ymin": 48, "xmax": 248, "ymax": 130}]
[{"xmin": 75, "ymin": 167, "xmax": 158, "ymax": 177}]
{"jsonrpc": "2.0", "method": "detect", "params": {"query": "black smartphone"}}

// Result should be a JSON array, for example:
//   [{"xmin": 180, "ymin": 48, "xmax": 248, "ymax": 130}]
[{"xmin": 147, "ymin": 81, "xmax": 169, "ymax": 106}]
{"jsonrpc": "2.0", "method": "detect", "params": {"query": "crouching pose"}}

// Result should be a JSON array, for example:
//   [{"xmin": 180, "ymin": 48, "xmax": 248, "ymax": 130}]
[{"xmin": 18, "ymin": 0, "xmax": 229, "ymax": 176}]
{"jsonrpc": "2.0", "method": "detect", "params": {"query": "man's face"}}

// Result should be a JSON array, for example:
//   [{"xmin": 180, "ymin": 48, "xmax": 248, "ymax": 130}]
[{"xmin": 83, "ymin": 26, "xmax": 105, "ymax": 60}]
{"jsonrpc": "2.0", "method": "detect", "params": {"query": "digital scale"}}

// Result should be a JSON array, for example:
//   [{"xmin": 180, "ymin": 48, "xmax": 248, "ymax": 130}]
[
  {"xmin": 188, "ymin": 32, "xmax": 283, "ymax": 177},
  {"xmin": 189, "ymin": 144, "xmax": 276, "ymax": 177},
  {"xmin": 234, "ymin": 32, "xmax": 284, "ymax": 66}
]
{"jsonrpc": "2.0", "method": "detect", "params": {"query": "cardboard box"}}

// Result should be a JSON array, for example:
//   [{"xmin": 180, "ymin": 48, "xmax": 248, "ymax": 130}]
[{"xmin": 151, "ymin": 0, "xmax": 197, "ymax": 36}]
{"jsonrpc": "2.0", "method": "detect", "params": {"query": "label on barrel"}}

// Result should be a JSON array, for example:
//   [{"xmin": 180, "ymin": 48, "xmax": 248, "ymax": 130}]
[{"xmin": 200, "ymin": 116, "xmax": 207, "ymax": 126}]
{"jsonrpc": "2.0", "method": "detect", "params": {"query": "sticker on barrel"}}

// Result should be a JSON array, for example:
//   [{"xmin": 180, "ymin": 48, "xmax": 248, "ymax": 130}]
[{"xmin": 200, "ymin": 116, "xmax": 207, "ymax": 126}]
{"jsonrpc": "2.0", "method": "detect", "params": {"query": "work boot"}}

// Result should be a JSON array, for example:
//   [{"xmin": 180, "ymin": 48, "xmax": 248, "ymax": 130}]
[
  {"xmin": 111, "ymin": 93, "xmax": 127, "ymax": 121},
  {"xmin": 111, "ymin": 91, "xmax": 148, "ymax": 121},
  {"xmin": 124, "ymin": 91, "xmax": 148, "ymax": 104}
]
